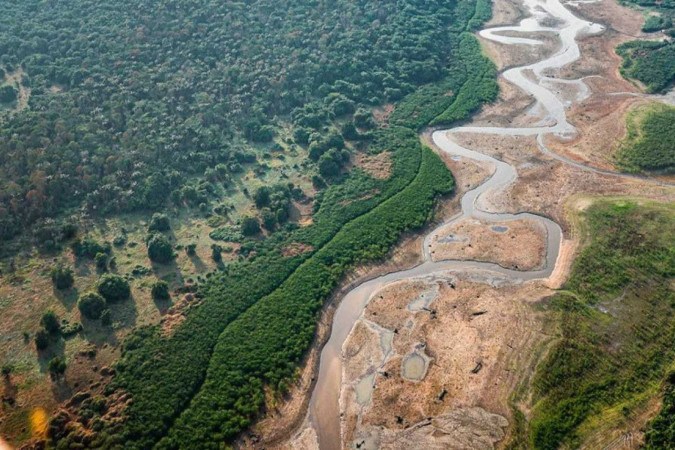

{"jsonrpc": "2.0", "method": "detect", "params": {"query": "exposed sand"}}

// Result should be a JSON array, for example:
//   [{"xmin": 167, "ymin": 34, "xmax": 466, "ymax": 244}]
[{"xmin": 428, "ymin": 217, "xmax": 547, "ymax": 271}]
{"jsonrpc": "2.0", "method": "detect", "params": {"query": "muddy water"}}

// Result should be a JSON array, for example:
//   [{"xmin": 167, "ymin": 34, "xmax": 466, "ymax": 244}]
[{"xmin": 306, "ymin": 0, "xmax": 622, "ymax": 448}]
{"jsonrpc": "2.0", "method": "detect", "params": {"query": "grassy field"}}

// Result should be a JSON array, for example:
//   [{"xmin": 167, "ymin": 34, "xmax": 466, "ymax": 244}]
[
  {"xmin": 510, "ymin": 199, "xmax": 674, "ymax": 449},
  {"xmin": 615, "ymin": 102, "xmax": 675, "ymax": 174}
]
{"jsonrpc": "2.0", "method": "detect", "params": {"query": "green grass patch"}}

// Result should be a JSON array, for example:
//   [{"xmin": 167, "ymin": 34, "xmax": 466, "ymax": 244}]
[
  {"xmin": 616, "ymin": 103, "xmax": 675, "ymax": 173},
  {"xmin": 526, "ymin": 200, "xmax": 675, "ymax": 449}
]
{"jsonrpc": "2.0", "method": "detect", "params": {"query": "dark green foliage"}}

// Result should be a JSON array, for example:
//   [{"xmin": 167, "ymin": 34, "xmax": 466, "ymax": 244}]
[
  {"xmin": 241, "ymin": 217, "xmax": 261, "ymax": 236},
  {"xmin": 616, "ymin": 104, "xmax": 675, "ymax": 173},
  {"xmin": 208, "ymin": 226, "xmax": 243, "ymax": 242},
  {"xmin": 60, "ymin": 321, "xmax": 83, "ymax": 338},
  {"xmin": 101, "ymin": 309, "xmax": 112, "ymax": 326},
  {"xmin": 617, "ymin": 39, "xmax": 675, "ymax": 93},
  {"xmin": 0, "ymin": 84, "xmax": 17, "ymax": 103},
  {"xmin": 97, "ymin": 274, "xmax": 131, "ymax": 302},
  {"xmin": 148, "ymin": 213, "xmax": 171, "ymax": 232},
  {"xmin": 643, "ymin": 14, "xmax": 672, "ymax": 32},
  {"xmin": 0, "ymin": 0, "xmax": 480, "ymax": 240},
  {"xmin": 211, "ymin": 244, "xmax": 223, "ymax": 263},
  {"xmin": 95, "ymin": 252, "xmax": 108, "ymax": 271},
  {"xmin": 147, "ymin": 234, "xmax": 174, "ymax": 264},
  {"xmin": 645, "ymin": 371, "xmax": 675, "ymax": 448},
  {"xmin": 527, "ymin": 202, "xmax": 675, "ymax": 449},
  {"xmin": 78, "ymin": 292, "xmax": 107, "ymax": 320},
  {"xmin": 71, "ymin": 237, "xmax": 111, "ymax": 259},
  {"xmin": 34, "ymin": 330, "xmax": 50, "ymax": 350},
  {"xmin": 1, "ymin": 365, "xmax": 12, "ymax": 377},
  {"xmin": 41, "ymin": 310, "xmax": 61, "ymax": 334},
  {"xmin": 48, "ymin": 357, "xmax": 67, "ymax": 380},
  {"xmin": 50, "ymin": 265, "xmax": 74, "ymax": 290},
  {"xmin": 185, "ymin": 243, "xmax": 197, "ymax": 256},
  {"xmin": 151, "ymin": 281, "xmax": 170, "ymax": 301}
]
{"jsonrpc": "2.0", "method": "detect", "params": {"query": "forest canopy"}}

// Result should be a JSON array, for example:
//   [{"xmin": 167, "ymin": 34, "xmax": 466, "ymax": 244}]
[{"xmin": 0, "ymin": 0, "xmax": 478, "ymax": 241}]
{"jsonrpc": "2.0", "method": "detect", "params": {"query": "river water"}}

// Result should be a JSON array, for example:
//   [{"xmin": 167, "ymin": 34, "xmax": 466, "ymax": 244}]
[{"xmin": 305, "ymin": 0, "xmax": 638, "ymax": 448}]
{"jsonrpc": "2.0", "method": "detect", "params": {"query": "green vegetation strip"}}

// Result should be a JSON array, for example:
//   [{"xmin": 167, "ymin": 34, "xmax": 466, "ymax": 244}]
[
  {"xmin": 161, "ymin": 145, "xmax": 453, "ymax": 448},
  {"xmin": 44, "ymin": 0, "xmax": 498, "ymax": 447},
  {"xmin": 616, "ymin": 103, "xmax": 675, "ymax": 174},
  {"xmin": 524, "ymin": 201, "xmax": 674, "ymax": 449}
]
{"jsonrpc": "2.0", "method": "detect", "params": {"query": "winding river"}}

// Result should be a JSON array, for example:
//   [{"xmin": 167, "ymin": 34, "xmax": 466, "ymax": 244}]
[{"xmin": 305, "ymin": 0, "xmax": 664, "ymax": 448}]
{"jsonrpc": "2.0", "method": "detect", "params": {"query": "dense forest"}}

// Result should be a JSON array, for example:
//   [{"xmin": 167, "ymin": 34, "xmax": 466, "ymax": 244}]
[
  {"xmin": 618, "ymin": 0, "xmax": 674, "ymax": 92},
  {"xmin": 6, "ymin": 0, "xmax": 500, "ymax": 448},
  {"xmin": 0, "ymin": 0, "xmax": 486, "ymax": 242},
  {"xmin": 518, "ymin": 202, "xmax": 675, "ymax": 448}
]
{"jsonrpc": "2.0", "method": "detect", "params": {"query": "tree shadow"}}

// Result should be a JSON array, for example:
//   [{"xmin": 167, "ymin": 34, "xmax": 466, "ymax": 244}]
[
  {"xmin": 37, "ymin": 337, "xmax": 65, "ymax": 374},
  {"xmin": 188, "ymin": 253, "xmax": 208, "ymax": 273},
  {"xmin": 79, "ymin": 295, "xmax": 138, "ymax": 347},
  {"xmin": 53, "ymin": 286, "xmax": 79, "ymax": 311},
  {"xmin": 153, "ymin": 296, "xmax": 174, "ymax": 315}
]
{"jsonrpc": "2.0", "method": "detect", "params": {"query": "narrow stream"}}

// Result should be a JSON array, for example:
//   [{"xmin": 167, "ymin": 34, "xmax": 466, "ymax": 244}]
[{"xmin": 305, "ymin": 0, "xmax": 661, "ymax": 448}]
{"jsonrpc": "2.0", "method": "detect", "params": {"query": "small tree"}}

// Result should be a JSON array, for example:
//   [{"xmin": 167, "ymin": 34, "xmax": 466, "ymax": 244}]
[
  {"xmin": 0, "ymin": 85, "xmax": 17, "ymax": 104},
  {"xmin": 151, "ymin": 280, "xmax": 170, "ymax": 301},
  {"xmin": 185, "ymin": 243, "xmax": 197, "ymax": 256},
  {"xmin": 147, "ymin": 234, "xmax": 174, "ymax": 263},
  {"xmin": 148, "ymin": 213, "xmax": 171, "ymax": 232},
  {"xmin": 1, "ymin": 364, "xmax": 12, "ymax": 378},
  {"xmin": 97, "ymin": 274, "xmax": 131, "ymax": 302},
  {"xmin": 35, "ymin": 330, "xmax": 50, "ymax": 350},
  {"xmin": 51, "ymin": 265, "xmax": 74, "ymax": 290},
  {"xmin": 41, "ymin": 311, "xmax": 61, "ymax": 334},
  {"xmin": 211, "ymin": 244, "xmax": 223, "ymax": 263},
  {"xmin": 48, "ymin": 357, "xmax": 67, "ymax": 380},
  {"xmin": 241, "ymin": 217, "xmax": 261, "ymax": 236},
  {"xmin": 78, "ymin": 292, "xmax": 107, "ymax": 320}
]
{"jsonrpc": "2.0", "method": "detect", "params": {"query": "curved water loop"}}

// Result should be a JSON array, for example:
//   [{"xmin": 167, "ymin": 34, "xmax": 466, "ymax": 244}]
[{"xmin": 306, "ymin": 0, "xmax": 669, "ymax": 448}]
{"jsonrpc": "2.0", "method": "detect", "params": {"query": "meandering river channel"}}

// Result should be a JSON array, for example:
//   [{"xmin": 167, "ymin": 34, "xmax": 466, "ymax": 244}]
[{"xmin": 305, "ymin": 0, "xmax": 659, "ymax": 448}]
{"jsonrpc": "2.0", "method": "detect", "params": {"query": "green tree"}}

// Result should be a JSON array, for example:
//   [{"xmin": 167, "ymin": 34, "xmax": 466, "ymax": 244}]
[
  {"xmin": 147, "ymin": 234, "xmax": 174, "ymax": 264},
  {"xmin": 148, "ymin": 213, "xmax": 171, "ymax": 232},
  {"xmin": 78, "ymin": 292, "xmax": 107, "ymax": 320},
  {"xmin": 41, "ymin": 310, "xmax": 61, "ymax": 334},
  {"xmin": 151, "ymin": 280, "xmax": 170, "ymax": 301},
  {"xmin": 0, "ymin": 85, "xmax": 17, "ymax": 103},
  {"xmin": 97, "ymin": 274, "xmax": 131, "ymax": 302},
  {"xmin": 48, "ymin": 357, "xmax": 67, "ymax": 380},
  {"xmin": 241, "ymin": 217, "xmax": 261, "ymax": 236},
  {"xmin": 34, "ymin": 330, "xmax": 50, "ymax": 350}
]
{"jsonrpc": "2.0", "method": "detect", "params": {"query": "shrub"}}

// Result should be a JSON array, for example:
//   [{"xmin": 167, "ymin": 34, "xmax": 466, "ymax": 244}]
[
  {"xmin": 97, "ymin": 274, "xmax": 131, "ymax": 302},
  {"xmin": 147, "ymin": 234, "xmax": 174, "ymax": 264},
  {"xmin": 148, "ymin": 213, "xmax": 171, "ymax": 232},
  {"xmin": 48, "ymin": 357, "xmax": 67, "ymax": 380},
  {"xmin": 71, "ymin": 237, "xmax": 111, "ymax": 259},
  {"xmin": 78, "ymin": 292, "xmax": 107, "ymax": 320},
  {"xmin": 151, "ymin": 281, "xmax": 170, "ymax": 301},
  {"xmin": 241, "ymin": 217, "xmax": 261, "ymax": 236},
  {"xmin": 51, "ymin": 265, "xmax": 74, "ymax": 290},
  {"xmin": 0, "ymin": 85, "xmax": 17, "ymax": 104},
  {"xmin": 35, "ymin": 330, "xmax": 50, "ymax": 350},
  {"xmin": 211, "ymin": 244, "xmax": 223, "ymax": 263},
  {"xmin": 41, "ymin": 311, "xmax": 61, "ymax": 334}
]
